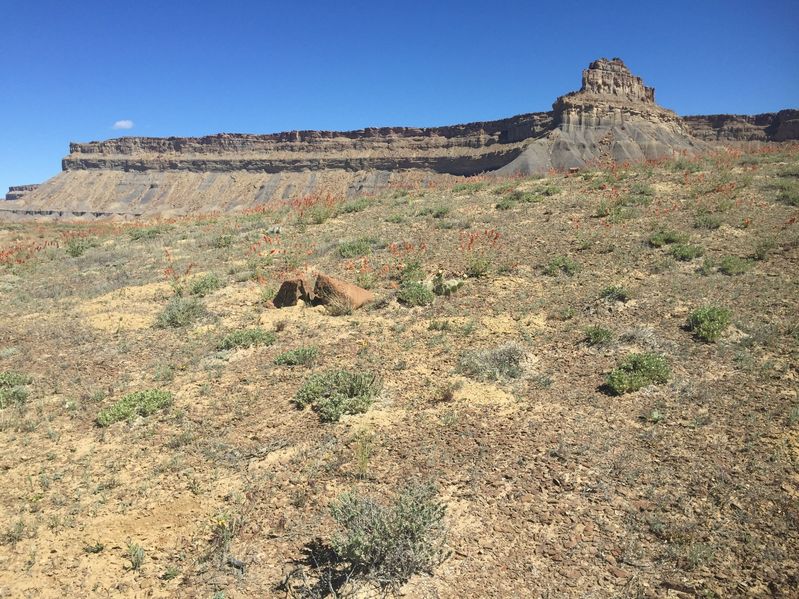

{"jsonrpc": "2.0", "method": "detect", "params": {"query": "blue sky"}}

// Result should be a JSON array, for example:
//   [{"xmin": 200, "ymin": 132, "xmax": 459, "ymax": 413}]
[{"xmin": 1, "ymin": 0, "xmax": 797, "ymax": 194}]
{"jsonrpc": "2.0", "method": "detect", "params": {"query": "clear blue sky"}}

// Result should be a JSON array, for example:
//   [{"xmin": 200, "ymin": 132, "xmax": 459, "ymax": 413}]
[{"xmin": 1, "ymin": 0, "xmax": 797, "ymax": 194}]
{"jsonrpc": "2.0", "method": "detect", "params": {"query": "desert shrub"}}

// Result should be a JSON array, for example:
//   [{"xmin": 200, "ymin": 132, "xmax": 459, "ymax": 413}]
[
  {"xmin": 495, "ymin": 196, "xmax": 517, "ymax": 210},
  {"xmin": 295, "ymin": 370, "xmax": 381, "ymax": 422},
  {"xmin": 452, "ymin": 181, "xmax": 484, "ymax": 193},
  {"xmin": 217, "ymin": 327, "xmax": 276, "ymax": 350},
  {"xmin": 599, "ymin": 285, "xmax": 630, "ymax": 302},
  {"xmin": 465, "ymin": 256, "xmax": 491, "ymax": 278},
  {"xmin": 687, "ymin": 306, "xmax": 731, "ymax": 342},
  {"xmin": 274, "ymin": 346, "xmax": 318, "ymax": 366},
  {"xmin": 340, "ymin": 197, "xmax": 369, "ymax": 214},
  {"xmin": 693, "ymin": 212, "xmax": 722, "ymax": 230},
  {"xmin": 399, "ymin": 260, "xmax": 424, "ymax": 283},
  {"xmin": 670, "ymin": 243, "xmax": 704, "ymax": 261},
  {"xmin": 544, "ymin": 255, "xmax": 579, "ymax": 276},
  {"xmin": 774, "ymin": 178, "xmax": 799, "ymax": 206},
  {"xmin": 385, "ymin": 213, "xmax": 406, "ymax": 224},
  {"xmin": 96, "ymin": 390, "xmax": 172, "ymax": 427},
  {"xmin": 338, "ymin": 238, "xmax": 373, "ymax": 259},
  {"xmin": 416, "ymin": 205, "xmax": 445, "ymax": 218},
  {"xmin": 623, "ymin": 182, "xmax": 655, "ymax": 206},
  {"xmin": 155, "ymin": 296, "xmax": 204, "ymax": 328},
  {"xmin": 585, "ymin": 326, "xmax": 614, "ymax": 346},
  {"xmin": 188, "ymin": 273, "xmax": 222, "ymax": 297},
  {"xmin": 397, "ymin": 281, "xmax": 434, "ymax": 307},
  {"xmin": 329, "ymin": 484, "xmax": 448, "ymax": 592},
  {"xmin": 65, "ymin": 236, "xmax": 98, "ymax": 257},
  {"xmin": 719, "ymin": 255, "xmax": 749, "ymax": 276},
  {"xmin": 460, "ymin": 342, "xmax": 525, "ymax": 381},
  {"xmin": 129, "ymin": 225, "xmax": 172, "ymax": 240},
  {"xmin": 605, "ymin": 353, "xmax": 670, "ymax": 395},
  {"xmin": 212, "ymin": 234, "xmax": 234, "ymax": 248},
  {"xmin": 753, "ymin": 237, "xmax": 776, "ymax": 261},
  {"xmin": 648, "ymin": 228, "xmax": 686, "ymax": 248},
  {"xmin": 0, "ymin": 371, "xmax": 32, "ymax": 409}
]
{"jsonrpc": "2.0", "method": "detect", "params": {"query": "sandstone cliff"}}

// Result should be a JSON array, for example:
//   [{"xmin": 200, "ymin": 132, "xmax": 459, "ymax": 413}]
[{"xmin": 5, "ymin": 58, "xmax": 796, "ymax": 218}]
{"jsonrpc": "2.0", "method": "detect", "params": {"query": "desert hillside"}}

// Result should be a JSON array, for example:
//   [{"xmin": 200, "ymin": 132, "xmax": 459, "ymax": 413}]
[{"xmin": 0, "ymin": 147, "xmax": 797, "ymax": 597}]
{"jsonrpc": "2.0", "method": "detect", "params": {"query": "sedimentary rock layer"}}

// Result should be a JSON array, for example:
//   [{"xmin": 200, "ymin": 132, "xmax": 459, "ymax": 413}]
[
  {"xmin": 7, "ymin": 58, "xmax": 796, "ymax": 217},
  {"xmin": 684, "ymin": 110, "xmax": 799, "ymax": 142}
]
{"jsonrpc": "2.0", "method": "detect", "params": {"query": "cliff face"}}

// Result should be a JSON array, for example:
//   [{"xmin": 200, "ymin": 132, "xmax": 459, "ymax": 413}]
[
  {"xmin": 8, "ymin": 58, "xmax": 797, "ymax": 217},
  {"xmin": 684, "ymin": 109, "xmax": 799, "ymax": 142}
]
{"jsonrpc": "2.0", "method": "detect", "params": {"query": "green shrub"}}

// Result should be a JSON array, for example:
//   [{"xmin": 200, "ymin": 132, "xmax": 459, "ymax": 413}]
[
  {"xmin": 65, "ymin": 236, "xmax": 98, "ymax": 257},
  {"xmin": 648, "ymin": 228, "xmax": 686, "ymax": 248},
  {"xmin": 719, "ymin": 256, "xmax": 749, "ymax": 276},
  {"xmin": 753, "ymin": 237, "xmax": 776, "ymax": 261},
  {"xmin": 693, "ymin": 212, "xmax": 722, "ymax": 230},
  {"xmin": 495, "ymin": 197, "xmax": 517, "ymax": 210},
  {"xmin": 338, "ymin": 238, "xmax": 373, "ymax": 259},
  {"xmin": 129, "ymin": 226, "xmax": 172, "ymax": 240},
  {"xmin": 0, "ymin": 371, "xmax": 31, "ymax": 409},
  {"xmin": 599, "ymin": 285, "xmax": 630, "ymax": 302},
  {"xmin": 623, "ymin": 182, "xmax": 655, "ymax": 206},
  {"xmin": 274, "ymin": 346, "xmax": 318, "ymax": 366},
  {"xmin": 329, "ymin": 484, "xmax": 448, "ymax": 592},
  {"xmin": 340, "ymin": 197, "xmax": 369, "ymax": 214},
  {"xmin": 670, "ymin": 243, "xmax": 704, "ymax": 261},
  {"xmin": 585, "ymin": 326, "xmax": 614, "ymax": 346},
  {"xmin": 687, "ymin": 306, "xmax": 731, "ymax": 342},
  {"xmin": 397, "ymin": 281, "xmax": 434, "ymax": 307},
  {"xmin": 155, "ymin": 296, "xmax": 205, "ymax": 328},
  {"xmin": 452, "ymin": 181, "xmax": 484, "ymax": 193},
  {"xmin": 605, "ymin": 353, "xmax": 670, "ymax": 395},
  {"xmin": 460, "ymin": 342, "xmax": 525, "ymax": 381},
  {"xmin": 217, "ymin": 327, "xmax": 276, "ymax": 350},
  {"xmin": 96, "ymin": 390, "xmax": 172, "ymax": 427},
  {"xmin": 188, "ymin": 273, "xmax": 222, "ymax": 297},
  {"xmin": 295, "ymin": 370, "xmax": 381, "ymax": 422},
  {"xmin": 465, "ymin": 256, "xmax": 491, "ymax": 278},
  {"xmin": 212, "ymin": 234, "xmax": 234, "ymax": 248},
  {"xmin": 544, "ymin": 255, "xmax": 579, "ymax": 276},
  {"xmin": 399, "ymin": 260, "xmax": 424, "ymax": 283}
]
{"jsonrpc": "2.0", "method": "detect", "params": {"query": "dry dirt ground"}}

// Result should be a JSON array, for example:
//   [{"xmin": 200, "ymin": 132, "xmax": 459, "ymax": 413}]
[{"xmin": 0, "ymin": 147, "xmax": 797, "ymax": 598}]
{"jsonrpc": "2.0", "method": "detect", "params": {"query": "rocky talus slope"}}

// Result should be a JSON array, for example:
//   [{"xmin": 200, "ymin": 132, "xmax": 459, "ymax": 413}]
[{"xmin": 4, "ymin": 58, "xmax": 797, "ymax": 217}]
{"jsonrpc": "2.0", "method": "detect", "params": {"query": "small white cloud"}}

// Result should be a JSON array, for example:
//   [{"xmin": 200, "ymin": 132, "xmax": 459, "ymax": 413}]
[{"xmin": 112, "ymin": 119, "xmax": 134, "ymax": 130}]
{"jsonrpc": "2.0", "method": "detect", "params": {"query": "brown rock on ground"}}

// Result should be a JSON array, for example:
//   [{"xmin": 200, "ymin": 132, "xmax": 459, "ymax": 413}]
[
  {"xmin": 272, "ymin": 277, "xmax": 314, "ymax": 308},
  {"xmin": 313, "ymin": 273, "xmax": 375, "ymax": 311}
]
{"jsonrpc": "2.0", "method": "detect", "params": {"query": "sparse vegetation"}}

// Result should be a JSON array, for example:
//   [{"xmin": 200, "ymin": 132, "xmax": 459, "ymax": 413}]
[
  {"xmin": 328, "ymin": 484, "xmax": 448, "ymax": 592},
  {"xmin": 648, "ymin": 228, "xmax": 686, "ymax": 248},
  {"xmin": 155, "ymin": 296, "xmax": 205, "ymax": 328},
  {"xmin": 187, "ymin": 272, "xmax": 222, "ymax": 296},
  {"xmin": 605, "ymin": 353, "xmax": 670, "ymax": 395},
  {"xmin": 670, "ymin": 243, "xmax": 704, "ymax": 261},
  {"xmin": 460, "ymin": 342, "xmax": 525, "ymax": 381},
  {"xmin": 295, "ymin": 370, "xmax": 381, "ymax": 422},
  {"xmin": 599, "ymin": 285, "xmax": 630, "ymax": 302},
  {"xmin": 274, "ymin": 346, "xmax": 318, "ymax": 366},
  {"xmin": 96, "ymin": 390, "xmax": 173, "ymax": 427},
  {"xmin": 719, "ymin": 255, "xmax": 749, "ymax": 276},
  {"xmin": 217, "ymin": 327, "xmax": 276, "ymax": 350},
  {"xmin": 544, "ymin": 255, "xmax": 579, "ymax": 276},
  {"xmin": 585, "ymin": 326, "xmax": 614, "ymax": 346},
  {"xmin": 397, "ymin": 280, "xmax": 434, "ymax": 306},
  {"xmin": 687, "ymin": 306, "xmax": 732, "ymax": 342}
]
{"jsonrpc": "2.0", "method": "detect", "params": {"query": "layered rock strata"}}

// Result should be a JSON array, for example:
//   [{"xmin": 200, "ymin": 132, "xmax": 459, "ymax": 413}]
[
  {"xmin": 8, "ymin": 58, "xmax": 796, "ymax": 217},
  {"xmin": 5, "ymin": 184, "xmax": 39, "ymax": 201}
]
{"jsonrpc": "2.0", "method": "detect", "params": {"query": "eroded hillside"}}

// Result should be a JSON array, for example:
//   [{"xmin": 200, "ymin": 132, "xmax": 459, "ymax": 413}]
[{"xmin": 0, "ymin": 147, "xmax": 797, "ymax": 597}]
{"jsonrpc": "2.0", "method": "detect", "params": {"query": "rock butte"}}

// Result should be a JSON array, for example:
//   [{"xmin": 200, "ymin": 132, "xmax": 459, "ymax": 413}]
[{"xmin": 4, "ymin": 58, "xmax": 798, "ymax": 217}]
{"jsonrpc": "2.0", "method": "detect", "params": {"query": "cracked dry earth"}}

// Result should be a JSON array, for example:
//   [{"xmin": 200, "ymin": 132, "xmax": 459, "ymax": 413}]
[{"xmin": 0, "ymin": 147, "xmax": 797, "ymax": 598}]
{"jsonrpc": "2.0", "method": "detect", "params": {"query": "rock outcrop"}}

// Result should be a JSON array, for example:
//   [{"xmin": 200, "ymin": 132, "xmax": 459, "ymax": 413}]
[
  {"xmin": 7, "ymin": 58, "xmax": 797, "ymax": 218},
  {"xmin": 684, "ymin": 109, "xmax": 799, "ymax": 142},
  {"xmin": 5, "ymin": 184, "xmax": 39, "ymax": 201}
]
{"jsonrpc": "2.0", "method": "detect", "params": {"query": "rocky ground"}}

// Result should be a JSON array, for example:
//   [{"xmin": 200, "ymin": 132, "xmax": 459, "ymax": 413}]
[{"xmin": 0, "ymin": 146, "xmax": 797, "ymax": 598}]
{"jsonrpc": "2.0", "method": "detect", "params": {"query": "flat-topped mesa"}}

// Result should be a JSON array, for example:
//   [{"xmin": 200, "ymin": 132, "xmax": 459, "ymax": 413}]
[{"xmin": 14, "ymin": 57, "xmax": 796, "ymax": 218}]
